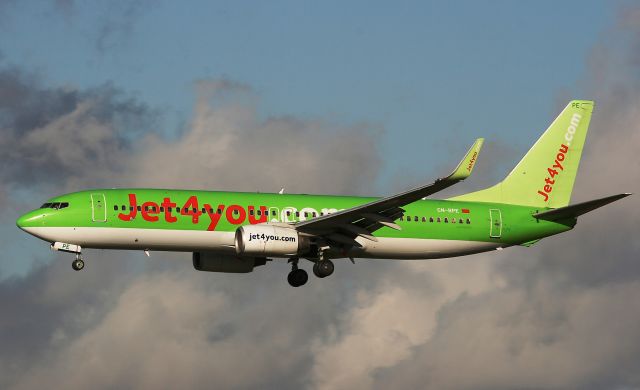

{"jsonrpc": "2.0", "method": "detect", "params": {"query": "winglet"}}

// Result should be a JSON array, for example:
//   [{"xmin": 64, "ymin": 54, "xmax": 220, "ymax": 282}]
[{"xmin": 447, "ymin": 138, "xmax": 484, "ymax": 181}]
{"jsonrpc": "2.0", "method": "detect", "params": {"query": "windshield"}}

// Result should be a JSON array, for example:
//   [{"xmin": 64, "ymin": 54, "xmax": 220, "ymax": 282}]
[{"xmin": 39, "ymin": 202, "xmax": 69, "ymax": 210}]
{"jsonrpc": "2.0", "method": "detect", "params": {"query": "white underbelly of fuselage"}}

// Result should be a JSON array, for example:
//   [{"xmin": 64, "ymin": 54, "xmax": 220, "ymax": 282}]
[{"xmin": 22, "ymin": 226, "xmax": 501, "ymax": 260}]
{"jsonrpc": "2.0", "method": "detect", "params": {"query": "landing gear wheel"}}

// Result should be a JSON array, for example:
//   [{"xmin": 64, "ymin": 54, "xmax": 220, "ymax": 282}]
[
  {"xmin": 312, "ymin": 260, "xmax": 334, "ymax": 278},
  {"xmin": 72, "ymin": 258, "xmax": 85, "ymax": 271},
  {"xmin": 287, "ymin": 269, "xmax": 308, "ymax": 287}
]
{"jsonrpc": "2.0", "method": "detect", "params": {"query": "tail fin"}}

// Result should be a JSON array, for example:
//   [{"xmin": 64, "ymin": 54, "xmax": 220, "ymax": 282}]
[{"xmin": 451, "ymin": 100, "xmax": 594, "ymax": 208}]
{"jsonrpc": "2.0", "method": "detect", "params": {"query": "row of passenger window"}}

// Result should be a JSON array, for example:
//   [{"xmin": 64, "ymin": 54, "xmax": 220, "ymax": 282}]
[
  {"xmin": 401, "ymin": 215, "xmax": 471, "ymax": 224},
  {"xmin": 40, "ymin": 202, "xmax": 69, "ymax": 209}
]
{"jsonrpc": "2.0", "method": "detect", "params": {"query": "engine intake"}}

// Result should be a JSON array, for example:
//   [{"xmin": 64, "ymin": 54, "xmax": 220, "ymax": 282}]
[{"xmin": 235, "ymin": 224, "xmax": 309, "ymax": 257}]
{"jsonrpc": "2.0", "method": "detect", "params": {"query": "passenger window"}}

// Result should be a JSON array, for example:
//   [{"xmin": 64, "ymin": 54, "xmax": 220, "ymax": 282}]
[
  {"xmin": 61, "ymin": 203, "xmax": 69, "ymax": 208},
  {"xmin": 304, "ymin": 212, "xmax": 309, "ymax": 218},
  {"xmin": 217, "ymin": 209, "xmax": 222, "ymax": 214},
  {"xmin": 129, "ymin": 206, "xmax": 133, "ymax": 211},
  {"xmin": 137, "ymin": 206, "xmax": 142, "ymax": 211},
  {"xmin": 414, "ymin": 216, "xmax": 418, "ymax": 222},
  {"xmin": 429, "ymin": 217, "xmax": 434, "ymax": 223},
  {"xmin": 444, "ymin": 218, "xmax": 449, "ymax": 223},
  {"xmin": 405, "ymin": 216, "xmax": 410, "ymax": 221},
  {"xmin": 192, "ymin": 208, "xmax": 197, "ymax": 213},
  {"xmin": 40, "ymin": 203, "xmax": 52, "ymax": 209},
  {"xmin": 176, "ymin": 207, "xmax": 181, "ymax": 212},
  {"xmin": 466, "ymin": 219, "xmax": 471, "ymax": 224},
  {"xmin": 160, "ymin": 207, "xmax": 165, "ymax": 212},
  {"xmin": 286, "ymin": 211, "xmax": 291, "ymax": 216},
  {"xmin": 437, "ymin": 217, "xmax": 441, "ymax": 223},
  {"xmin": 121, "ymin": 205, "xmax": 126, "ymax": 211},
  {"xmin": 313, "ymin": 212, "xmax": 317, "ymax": 217},
  {"xmin": 451, "ymin": 218, "xmax": 456, "ymax": 224},
  {"xmin": 249, "ymin": 209, "xmax": 254, "ymax": 216},
  {"xmin": 234, "ymin": 209, "xmax": 239, "ymax": 215},
  {"xmin": 257, "ymin": 210, "xmax": 261, "ymax": 216},
  {"xmin": 295, "ymin": 211, "xmax": 300, "ymax": 217},
  {"xmin": 272, "ymin": 210, "xmax": 277, "ymax": 216},
  {"xmin": 168, "ymin": 207, "xmax": 172, "ymax": 212},
  {"xmin": 114, "ymin": 205, "xmax": 118, "ymax": 211},
  {"xmin": 201, "ymin": 207, "xmax": 206, "ymax": 213},
  {"xmin": 421, "ymin": 217, "xmax": 426, "ymax": 222},
  {"xmin": 459, "ymin": 218, "xmax": 463, "ymax": 224}
]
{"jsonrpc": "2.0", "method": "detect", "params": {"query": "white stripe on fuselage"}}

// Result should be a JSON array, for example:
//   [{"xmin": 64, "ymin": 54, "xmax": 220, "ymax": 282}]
[{"xmin": 21, "ymin": 226, "xmax": 501, "ymax": 260}]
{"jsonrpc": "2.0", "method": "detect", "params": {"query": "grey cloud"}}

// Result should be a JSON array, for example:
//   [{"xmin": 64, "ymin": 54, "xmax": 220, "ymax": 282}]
[{"xmin": 3, "ymin": 5, "xmax": 640, "ymax": 390}]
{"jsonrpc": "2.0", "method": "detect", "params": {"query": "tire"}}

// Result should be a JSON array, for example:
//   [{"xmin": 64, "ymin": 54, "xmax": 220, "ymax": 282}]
[
  {"xmin": 72, "ymin": 259, "xmax": 84, "ymax": 271},
  {"xmin": 314, "ymin": 260, "xmax": 334, "ymax": 278},
  {"xmin": 287, "ymin": 269, "xmax": 308, "ymax": 287}
]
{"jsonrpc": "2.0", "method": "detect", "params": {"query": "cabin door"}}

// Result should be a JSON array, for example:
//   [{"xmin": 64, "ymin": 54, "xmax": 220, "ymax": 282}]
[
  {"xmin": 489, "ymin": 209, "xmax": 502, "ymax": 238},
  {"xmin": 91, "ymin": 193, "xmax": 107, "ymax": 222}
]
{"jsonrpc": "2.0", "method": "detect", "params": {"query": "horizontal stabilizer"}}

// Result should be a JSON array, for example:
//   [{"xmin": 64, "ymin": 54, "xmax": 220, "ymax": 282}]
[{"xmin": 533, "ymin": 193, "xmax": 631, "ymax": 221}]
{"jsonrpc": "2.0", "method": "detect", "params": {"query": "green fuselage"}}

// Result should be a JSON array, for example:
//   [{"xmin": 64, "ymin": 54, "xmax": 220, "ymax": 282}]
[{"xmin": 17, "ymin": 188, "xmax": 575, "ymax": 259}]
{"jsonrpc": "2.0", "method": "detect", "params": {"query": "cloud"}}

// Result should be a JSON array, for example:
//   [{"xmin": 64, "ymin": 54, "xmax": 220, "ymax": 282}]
[{"xmin": 2, "ymin": 5, "xmax": 640, "ymax": 390}]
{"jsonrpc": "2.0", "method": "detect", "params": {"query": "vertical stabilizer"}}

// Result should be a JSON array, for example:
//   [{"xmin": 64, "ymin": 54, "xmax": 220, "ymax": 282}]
[{"xmin": 451, "ymin": 100, "xmax": 594, "ymax": 208}]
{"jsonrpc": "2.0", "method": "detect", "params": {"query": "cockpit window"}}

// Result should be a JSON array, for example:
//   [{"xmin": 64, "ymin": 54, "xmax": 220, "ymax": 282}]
[{"xmin": 40, "ymin": 202, "xmax": 69, "ymax": 210}]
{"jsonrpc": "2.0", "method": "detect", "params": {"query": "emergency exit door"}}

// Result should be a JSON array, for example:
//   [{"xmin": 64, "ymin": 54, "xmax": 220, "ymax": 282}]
[{"xmin": 489, "ymin": 209, "xmax": 502, "ymax": 238}]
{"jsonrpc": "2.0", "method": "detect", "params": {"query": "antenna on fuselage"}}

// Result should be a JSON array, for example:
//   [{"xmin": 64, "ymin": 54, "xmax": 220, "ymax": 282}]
[{"xmin": 279, "ymin": 188, "xmax": 285, "ymax": 194}]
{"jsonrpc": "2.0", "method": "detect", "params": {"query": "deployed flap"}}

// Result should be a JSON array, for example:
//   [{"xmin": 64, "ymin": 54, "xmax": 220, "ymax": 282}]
[
  {"xmin": 295, "ymin": 138, "xmax": 484, "ymax": 237},
  {"xmin": 533, "ymin": 193, "xmax": 631, "ymax": 221}
]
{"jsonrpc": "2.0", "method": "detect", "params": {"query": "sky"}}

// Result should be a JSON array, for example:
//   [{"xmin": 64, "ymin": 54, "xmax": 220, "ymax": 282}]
[{"xmin": 1, "ymin": 1, "xmax": 640, "ymax": 389}]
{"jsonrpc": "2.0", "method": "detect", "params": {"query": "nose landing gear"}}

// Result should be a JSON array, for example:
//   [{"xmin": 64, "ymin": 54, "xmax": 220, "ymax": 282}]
[{"xmin": 71, "ymin": 254, "xmax": 85, "ymax": 271}]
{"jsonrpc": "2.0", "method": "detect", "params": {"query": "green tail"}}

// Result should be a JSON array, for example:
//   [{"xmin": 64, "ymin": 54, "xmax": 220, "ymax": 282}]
[{"xmin": 451, "ymin": 100, "xmax": 594, "ymax": 208}]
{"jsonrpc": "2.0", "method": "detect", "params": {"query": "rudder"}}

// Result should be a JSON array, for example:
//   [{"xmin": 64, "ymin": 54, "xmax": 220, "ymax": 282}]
[{"xmin": 451, "ymin": 100, "xmax": 594, "ymax": 208}]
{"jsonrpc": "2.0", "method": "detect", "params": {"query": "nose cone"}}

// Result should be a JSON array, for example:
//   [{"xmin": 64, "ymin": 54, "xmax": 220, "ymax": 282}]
[{"xmin": 16, "ymin": 210, "xmax": 45, "ymax": 232}]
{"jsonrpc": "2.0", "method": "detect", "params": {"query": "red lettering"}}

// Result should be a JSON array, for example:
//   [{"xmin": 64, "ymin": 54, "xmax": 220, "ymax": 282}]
[
  {"xmin": 118, "ymin": 193, "xmax": 138, "ymax": 221},
  {"xmin": 544, "ymin": 185, "xmax": 552, "ymax": 193},
  {"xmin": 161, "ymin": 197, "xmax": 177, "ymax": 223},
  {"xmin": 556, "ymin": 152, "xmax": 565, "ymax": 162},
  {"xmin": 226, "ymin": 205, "xmax": 246, "ymax": 224},
  {"xmin": 205, "ymin": 204, "xmax": 225, "ymax": 231},
  {"xmin": 180, "ymin": 196, "xmax": 202, "ymax": 223},
  {"xmin": 559, "ymin": 144, "xmax": 569, "ymax": 153},
  {"xmin": 545, "ymin": 177, "xmax": 555, "ymax": 185},
  {"xmin": 248, "ymin": 206, "xmax": 268, "ymax": 224},
  {"xmin": 538, "ymin": 190, "xmax": 549, "ymax": 201},
  {"xmin": 141, "ymin": 201, "xmax": 160, "ymax": 222},
  {"xmin": 547, "ymin": 168, "xmax": 558, "ymax": 178},
  {"xmin": 553, "ymin": 159, "xmax": 564, "ymax": 171}
]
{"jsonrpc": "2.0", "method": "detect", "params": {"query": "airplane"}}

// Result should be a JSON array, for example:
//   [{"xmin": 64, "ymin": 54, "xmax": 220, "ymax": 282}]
[{"xmin": 16, "ymin": 100, "xmax": 630, "ymax": 287}]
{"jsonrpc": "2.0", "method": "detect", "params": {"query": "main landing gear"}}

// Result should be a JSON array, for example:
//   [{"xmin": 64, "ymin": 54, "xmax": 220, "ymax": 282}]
[
  {"xmin": 71, "ymin": 254, "xmax": 85, "ymax": 271},
  {"xmin": 287, "ymin": 259, "xmax": 308, "ymax": 287},
  {"xmin": 312, "ymin": 260, "xmax": 334, "ymax": 278},
  {"xmin": 287, "ymin": 258, "xmax": 335, "ymax": 287}
]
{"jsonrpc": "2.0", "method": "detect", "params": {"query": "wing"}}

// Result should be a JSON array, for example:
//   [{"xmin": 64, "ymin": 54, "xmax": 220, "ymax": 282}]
[{"xmin": 295, "ymin": 138, "xmax": 484, "ymax": 247}]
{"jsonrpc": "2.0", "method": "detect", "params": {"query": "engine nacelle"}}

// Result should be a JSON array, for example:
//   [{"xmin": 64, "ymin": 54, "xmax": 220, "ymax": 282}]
[
  {"xmin": 192, "ymin": 252, "xmax": 267, "ymax": 273},
  {"xmin": 235, "ymin": 224, "xmax": 309, "ymax": 257}
]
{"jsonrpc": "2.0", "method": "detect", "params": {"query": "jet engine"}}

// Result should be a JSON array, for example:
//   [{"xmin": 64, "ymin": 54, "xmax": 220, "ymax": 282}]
[
  {"xmin": 235, "ymin": 224, "xmax": 310, "ymax": 257},
  {"xmin": 192, "ymin": 252, "xmax": 267, "ymax": 273}
]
